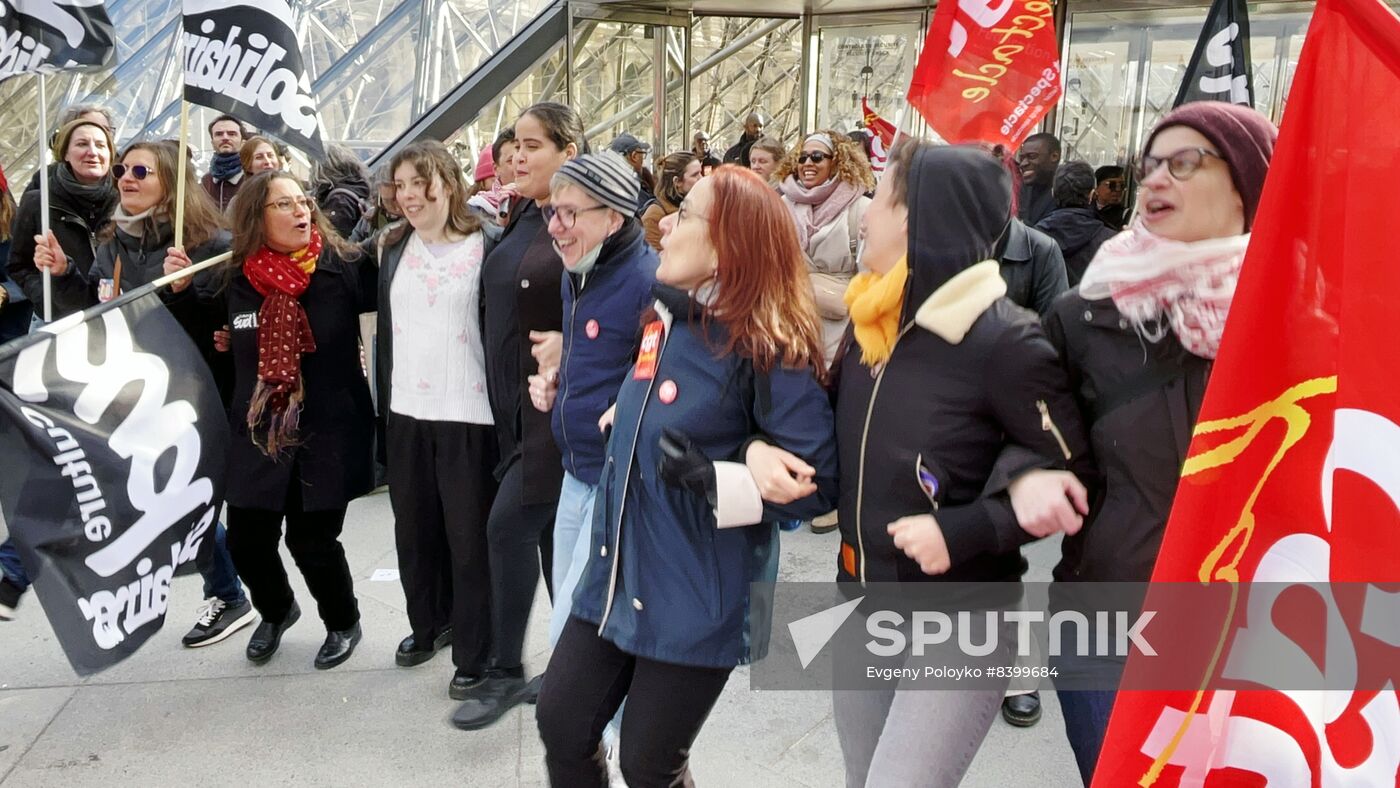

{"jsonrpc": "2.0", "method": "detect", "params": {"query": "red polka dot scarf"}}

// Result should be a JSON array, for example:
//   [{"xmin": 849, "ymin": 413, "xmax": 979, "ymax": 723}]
[{"xmin": 243, "ymin": 228, "xmax": 323, "ymax": 456}]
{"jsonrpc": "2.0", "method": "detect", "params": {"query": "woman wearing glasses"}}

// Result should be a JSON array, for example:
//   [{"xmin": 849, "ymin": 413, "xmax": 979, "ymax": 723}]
[
  {"xmin": 640, "ymin": 152, "xmax": 701, "ymax": 252},
  {"xmin": 536, "ymin": 164, "xmax": 837, "ymax": 787},
  {"xmin": 1009, "ymin": 101, "xmax": 1278, "ymax": 784},
  {"xmin": 774, "ymin": 130, "xmax": 875, "ymax": 361},
  {"xmin": 370, "ymin": 140, "xmax": 497, "ymax": 702},
  {"xmin": 196, "ymin": 170, "xmax": 377, "ymax": 669}
]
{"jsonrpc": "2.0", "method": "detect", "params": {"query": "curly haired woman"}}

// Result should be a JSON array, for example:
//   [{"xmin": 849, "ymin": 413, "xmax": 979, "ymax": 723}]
[{"xmin": 774, "ymin": 130, "xmax": 875, "ymax": 360}]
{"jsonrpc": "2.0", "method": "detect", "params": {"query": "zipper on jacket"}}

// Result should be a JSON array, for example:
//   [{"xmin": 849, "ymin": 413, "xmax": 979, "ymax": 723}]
[
  {"xmin": 854, "ymin": 324, "xmax": 914, "ymax": 585},
  {"xmin": 558, "ymin": 274, "xmax": 583, "ymax": 474},
  {"xmin": 598, "ymin": 299, "xmax": 666, "ymax": 633},
  {"xmin": 1037, "ymin": 400, "xmax": 1073, "ymax": 461}
]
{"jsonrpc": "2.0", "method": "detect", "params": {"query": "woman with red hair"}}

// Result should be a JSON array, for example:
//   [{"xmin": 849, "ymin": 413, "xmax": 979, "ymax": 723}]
[{"xmin": 536, "ymin": 165, "xmax": 838, "ymax": 786}]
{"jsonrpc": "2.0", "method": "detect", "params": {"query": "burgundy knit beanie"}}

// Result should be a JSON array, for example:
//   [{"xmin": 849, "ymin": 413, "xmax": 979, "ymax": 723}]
[{"xmin": 1144, "ymin": 101, "xmax": 1278, "ymax": 229}]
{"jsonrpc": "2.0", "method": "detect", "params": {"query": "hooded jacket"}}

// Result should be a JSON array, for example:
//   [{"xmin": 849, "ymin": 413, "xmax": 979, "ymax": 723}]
[
  {"xmin": 833, "ymin": 146, "xmax": 1095, "ymax": 588},
  {"xmin": 1035, "ymin": 207, "xmax": 1117, "ymax": 287},
  {"xmin": 553, "ymin": 218, "xmax": 658, "ymax": 486},
  {"xmin": 571, "ymin": 285, "xmax": 838, "ymax": 667}
]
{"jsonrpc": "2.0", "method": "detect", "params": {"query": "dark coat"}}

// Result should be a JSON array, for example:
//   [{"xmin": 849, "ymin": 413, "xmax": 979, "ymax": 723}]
[
  {"xmin": 200, "ymin": 172, "xmax": 244, "ymax": 213},
  {"xmin": 554, "ymin": 220, "xmax": 657, "ymax": 486},
  {"xmin": 317, "ymin": 175, "xmax": 371, "ymax": 240},
  {"xmin": 571, "ymin": 285, "xmax": 838, "ymax": 668},
  {"xmin": 482, "ymin": 200, "xmax": 563, "ymax": 504},
  {"xmin": 834, "ymin": 146, "xmax": 1094, "ymax": 590},
  {"xmin": 89, "ymin": 226, "xmax": 235, "ymax": 406},
  {"xmin": 1018, "ymin": 181, "xmax": 1056, "ymax": 225},
  {"xmin": 215, "ymin": 248, "xmax": 379, "ymax": 511},
  {"xmin": 1042, "ymin": 291, "xmax": 1211, "ymax": 583},
  {"xmin": 996, "ymin": 219, "xmax": 1068, "ymax": 316},
  {"xmin": 8, "ymin": 167, "xmax": 117, "ymax": 319},
  {"xmin": 723, "ymin": 133, "xmax": 761, "ymax": 167},
  {"xmin": 0, "ymin": 239, "xmax": 32, "ymax": 343},
  {"xmin": 1035, "ymin": 207, "xmax": 1117, "ymax": 287}
]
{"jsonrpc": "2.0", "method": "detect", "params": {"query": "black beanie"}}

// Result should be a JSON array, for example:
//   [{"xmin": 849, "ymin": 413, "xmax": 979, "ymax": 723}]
[{"xmin": 1144, "ymin": 101, "xmax": 1278, "ymax": 229}]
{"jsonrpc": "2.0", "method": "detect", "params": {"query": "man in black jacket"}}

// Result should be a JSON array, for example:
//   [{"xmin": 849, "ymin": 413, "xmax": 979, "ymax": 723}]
[
  {"xmin": 1036, "ymin": 162, "xmax": 1118, "ymax": 286},
  {"xmin": 995, "ymin": 218, "xmax": 1068, "ymax": 316},
  {"xmin": 1016, "ymin": 132, "xmax": 1060, "ymax": 225},
  {"xmin": 1093, "ymin": 165, "xmax": 1127, "ymax": 230},
  {"xmin": 722, "ymin": 111, "xmax": 766, "ymax": 167}
]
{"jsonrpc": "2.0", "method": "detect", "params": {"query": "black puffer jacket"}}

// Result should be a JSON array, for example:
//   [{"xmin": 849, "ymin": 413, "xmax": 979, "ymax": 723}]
[
  {"xmin": 8, "ymin": 165, "xmax": 117, "ymax": 319},
  {"xmin": 833, "ymin": 146, "xmax": 1094, "ymax": 588},
  {"xmin": 1035, "ymin": 207, "xmax": 1117, "ymax": 286}
]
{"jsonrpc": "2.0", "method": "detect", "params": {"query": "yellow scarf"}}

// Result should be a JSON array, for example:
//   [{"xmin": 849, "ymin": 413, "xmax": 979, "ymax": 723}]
[{"xmin": 844, "ymin": 255, "xmax": 908, "ymax": 366}]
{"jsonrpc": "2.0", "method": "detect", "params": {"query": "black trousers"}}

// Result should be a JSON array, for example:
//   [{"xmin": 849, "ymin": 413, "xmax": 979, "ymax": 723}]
[
  {"xmin": 537, "ymin": 616, "xmax": 733, "ymax": 788},
  {"xmin": 386, "ymin": 414, "xmax": 497, "ymax": 674},
  {"xmin": 486, "ymin": 457, "xmax": 556, "ymax": 671},
  {"xmin": 226, "ymin": 481, "xmax": 358, "ymax": 632}
]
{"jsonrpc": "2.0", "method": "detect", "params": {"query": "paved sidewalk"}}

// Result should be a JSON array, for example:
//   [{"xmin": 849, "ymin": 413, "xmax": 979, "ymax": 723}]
[{"xmin": 0, "ymin": 491, "xmax": 1081, "ymax": 787}]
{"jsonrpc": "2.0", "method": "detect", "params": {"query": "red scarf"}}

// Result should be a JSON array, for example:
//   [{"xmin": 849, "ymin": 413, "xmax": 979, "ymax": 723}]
[{"xmin": 243, "ymin": 229, "xmax": 323, "ymax": 456}]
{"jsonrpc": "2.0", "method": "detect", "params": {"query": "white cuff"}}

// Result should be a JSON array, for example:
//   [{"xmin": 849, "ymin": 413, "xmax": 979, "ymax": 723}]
[{"xmin": 713, "ymin": 461, "xmax": 764, "ymax": 529}]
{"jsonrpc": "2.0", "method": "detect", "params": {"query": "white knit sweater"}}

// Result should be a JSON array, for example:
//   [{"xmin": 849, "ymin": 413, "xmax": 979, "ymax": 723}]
[{"xmin": 388, "ymin": 232, "xmax": 493, "ymax": 424}]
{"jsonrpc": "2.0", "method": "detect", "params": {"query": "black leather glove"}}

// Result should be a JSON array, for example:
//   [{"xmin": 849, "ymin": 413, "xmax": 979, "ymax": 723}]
[{"xmin": 658, "ymin": 428, "xmax": 717, "ymax": 509}]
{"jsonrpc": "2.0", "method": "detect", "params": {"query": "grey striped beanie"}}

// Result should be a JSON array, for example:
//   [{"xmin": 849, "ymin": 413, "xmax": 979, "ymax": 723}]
[{"xmin": 553, "ymin": 150, "xmax": 639, "ymax": 216}]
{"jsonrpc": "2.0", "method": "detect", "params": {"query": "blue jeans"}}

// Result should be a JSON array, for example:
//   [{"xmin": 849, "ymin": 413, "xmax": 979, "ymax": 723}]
[
  {"xmin": 549, "ymin": 473, "xmax": 598, "ymax": 646},
  {"xmin": 200, "ymin": 522, "xmax": 247, "ymax": 606},
  {"xmin": 1056, "ymin": 689, "xmax": 1116, "ymax": 785},
  {"xmin": 0, "ymin": 538, "xmax": 31, "ymax": 591}
]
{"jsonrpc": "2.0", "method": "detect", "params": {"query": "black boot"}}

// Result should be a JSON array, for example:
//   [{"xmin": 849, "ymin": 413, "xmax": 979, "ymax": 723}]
[
  {"xmin": 246, "ymin": 601, "xmax": 301, "ymax": 664},
  {"xmin": 395, "ymin": 628, "xmax": 452, "ymax": 667},
  {"xmin": 315, "ymin": 622, "xmax": 363, "ymax": 670},
  {"xmin": 1001, "ymin": 691, "xmax": 1042, "ymax": 727},
  {"xmin": 451, "ymin": 669, "xmax": 530, "ymax": 730}
]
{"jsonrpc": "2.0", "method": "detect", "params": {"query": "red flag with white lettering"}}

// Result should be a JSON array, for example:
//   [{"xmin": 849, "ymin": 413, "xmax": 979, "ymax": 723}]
[
  {"xmin": 905, "ymin": 0, "xmax": 1060, "ymax": 149},
  {"xmin": 1092, "ymin": 0, "xmax": 1400, "ymax": 784}
]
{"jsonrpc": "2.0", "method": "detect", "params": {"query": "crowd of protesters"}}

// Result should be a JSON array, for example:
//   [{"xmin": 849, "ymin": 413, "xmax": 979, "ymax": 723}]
[{"xmin": 0, "ymin": 95, "xmax": 1276, "ymax": 787}]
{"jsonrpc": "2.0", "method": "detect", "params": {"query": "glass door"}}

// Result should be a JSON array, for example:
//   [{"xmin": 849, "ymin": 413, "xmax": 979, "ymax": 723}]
[{"xmin": 811, "ymin": 12, "xmax": 923, "ymax": 136}]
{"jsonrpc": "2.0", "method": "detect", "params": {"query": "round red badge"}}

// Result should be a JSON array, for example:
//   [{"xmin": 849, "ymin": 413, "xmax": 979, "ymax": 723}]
[
  {"xmin": 658, "ymin": 380, "xmax": 678, "ymax": 404},
  {"xmin": 585, "ymin": 319, "xmax": 600, "ymax": 339}
]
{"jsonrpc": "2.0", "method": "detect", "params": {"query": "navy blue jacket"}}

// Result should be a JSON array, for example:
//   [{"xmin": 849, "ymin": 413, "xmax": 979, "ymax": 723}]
[
  {"xmin": 553, "ymin": 220, "xmax": 657, "ymax": 486},
  {"xmin": 571, "ymin": 286, "xmax": 838, "ymax": 668}
]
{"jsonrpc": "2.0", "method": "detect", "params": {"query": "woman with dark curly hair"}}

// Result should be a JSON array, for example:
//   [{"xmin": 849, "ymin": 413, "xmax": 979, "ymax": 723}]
[{"xmin": 774, "ymin": 130, "xmax": 875, "ymax": 361}]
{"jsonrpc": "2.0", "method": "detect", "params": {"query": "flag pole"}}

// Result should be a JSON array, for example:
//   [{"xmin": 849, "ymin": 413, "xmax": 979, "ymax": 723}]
[
  {"xmin": 149, "ymin": 250, "xmax": 230, "ymax": 290},
  {"xmin": 174, "ymin": 99, "xmax": 189, "ymax": 250},
  {"xmin": 37, "ymin": 73, "xmax": 51, "ymax": 323}
]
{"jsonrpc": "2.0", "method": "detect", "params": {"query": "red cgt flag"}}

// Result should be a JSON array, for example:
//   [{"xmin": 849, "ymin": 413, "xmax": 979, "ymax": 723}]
[
  {"xmin": 861, "ymin": 97, "xmax": 900, "ymax": 172},
  {"xmin": 1093, "ymin": 0, "xmax": 1400, "ymax": 785},
  {"xmin": 905, "ymin": 0, "xmax": 1061, "ymax": 149}
]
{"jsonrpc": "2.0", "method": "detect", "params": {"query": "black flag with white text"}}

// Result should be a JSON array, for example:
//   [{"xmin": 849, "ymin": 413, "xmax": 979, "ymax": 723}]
[
  {"xmin": 0, "ymin": 288, "xmax": 229, "ymax": 675},
  {"xmin": 1174, "ymin": 0, "xmax": 1254, "ymax": 107},
  {"xmin": 0, "ymin": 0, "xmax": 116, "ymax": 83},
  {"xmin": 182, "ymin": 0, "xmax": 325, "ymax": 157}
]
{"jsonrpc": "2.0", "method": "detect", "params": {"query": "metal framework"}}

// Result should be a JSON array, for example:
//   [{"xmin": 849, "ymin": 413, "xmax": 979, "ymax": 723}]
[{"xmin": 0, "ymin": 0, "xmax": 1343, "ymax": 185}]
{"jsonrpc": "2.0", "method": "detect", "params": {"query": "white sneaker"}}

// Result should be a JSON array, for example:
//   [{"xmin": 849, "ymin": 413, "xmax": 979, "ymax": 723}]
[{"xmin": 604, "ymin": 728, "xmax": 626, "ymax": 787}]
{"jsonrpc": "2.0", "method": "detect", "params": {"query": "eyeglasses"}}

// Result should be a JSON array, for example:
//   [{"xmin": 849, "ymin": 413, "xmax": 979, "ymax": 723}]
[
  {"xmin": 797, "ymin": 151, "xmax": 832, "ymax": 165},
  {"xmin": 542, "ymin": 204, "xmax": 608, "ymax": 229},
  {"xmin": 264, "ymin": 196, "xmax": 316, "ymax": 213},
  {"xmin": 1135, "ymin": 147, "xmax": 1224, "ymax": 181},
  {"xmin": 677, "ymin": 200, "xmax": 709, "ymax": 223},
  {"xmin": 112, "ymin": 164, "xmax": 153, "ymax": 180}
]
